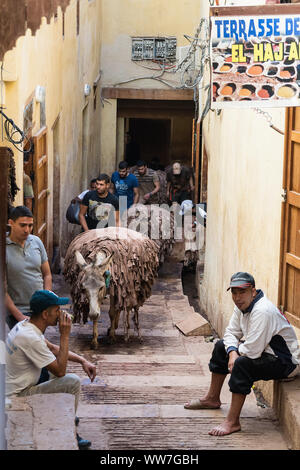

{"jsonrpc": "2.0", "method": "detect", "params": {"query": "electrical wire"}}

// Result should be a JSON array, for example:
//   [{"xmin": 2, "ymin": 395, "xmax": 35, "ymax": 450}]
[
  {"xmin": 0, "ymin": 64, "xmax": 32, "ymax": 153},
  {"xmin": 109, "ymin": 19, "xmax": 212, "ymax": 121},
  {"xmin": 253, "ymin": 108, "xmax": 284, "ymax": 135},
  {"xmin": 0, "ymin": 108, "xmax": 32, "ymax": 154}
]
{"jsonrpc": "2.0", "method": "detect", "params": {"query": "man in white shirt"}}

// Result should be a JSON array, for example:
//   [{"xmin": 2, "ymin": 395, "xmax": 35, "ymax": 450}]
[
  {"xmin": 76, "ymin": 178, "xmax": 97, "ymax": 201},
  {"xmin": 184, "ymin": 272, "xmax": 300, "ymax": 436},
  {"xmin": 6, "ymin": 289, "xmax": 97, "ymax": 449}
]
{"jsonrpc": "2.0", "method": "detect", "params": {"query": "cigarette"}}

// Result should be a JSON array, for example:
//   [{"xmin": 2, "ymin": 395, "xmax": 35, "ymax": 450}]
[{"xmin": 62, "ymin": 310, "xmax": 74, "ymax": 321}]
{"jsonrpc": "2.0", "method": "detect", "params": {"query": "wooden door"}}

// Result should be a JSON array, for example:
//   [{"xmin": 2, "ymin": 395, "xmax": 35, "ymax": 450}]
[
  {"xmin": 33, "ymin": 126, "xmax": 49, "ymax": 253},
  {"xmin": 279, "ymin": 108, "xmax": 300, "ymax": 328}
]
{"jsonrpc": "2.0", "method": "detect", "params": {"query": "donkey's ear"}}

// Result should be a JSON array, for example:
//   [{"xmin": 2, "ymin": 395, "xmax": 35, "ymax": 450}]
[
  {"xmin": 75, "ymin": 251, "xmax": 87, "ymax": 268},
  {"xmin": 95, "ymin": 252, "xmax": 113, "ymax": 270}
]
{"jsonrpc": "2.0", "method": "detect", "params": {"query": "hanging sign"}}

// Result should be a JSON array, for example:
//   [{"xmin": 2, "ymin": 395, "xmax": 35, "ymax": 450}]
[{"xmin": 211, "ymin": 6, "xmax": 300, "ymax": 108}]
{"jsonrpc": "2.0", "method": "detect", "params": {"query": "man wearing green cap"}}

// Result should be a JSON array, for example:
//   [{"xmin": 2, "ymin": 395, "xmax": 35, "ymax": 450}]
[
  {"xmin": 6, "ymin": 290, "xmax": 97, "ymax": 449},
  {"xmin": 184, "ymin": 272, "xmax": 300, "ymax": 436}
]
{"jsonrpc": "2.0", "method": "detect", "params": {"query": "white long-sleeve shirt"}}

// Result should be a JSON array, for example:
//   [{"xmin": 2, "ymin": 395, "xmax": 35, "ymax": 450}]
[{"xmin": 223, "ymin": 291, "xmax": 300, "ymax": 366}]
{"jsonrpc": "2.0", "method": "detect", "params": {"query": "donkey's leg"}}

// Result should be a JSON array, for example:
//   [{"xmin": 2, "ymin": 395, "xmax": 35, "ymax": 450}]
[
  {"xmin": 124, "ymin": 308, "xmax": 131, "ymax": 342},
  {"xmin": 108, "ymin": 300, "xmax": 117, "ymax": 343},
  {"xmin": 91, "ymin": 319, "xmax": 99, "ymax": 349},
  {"xmin": 132, "ymin": 307, "xmax": 143, "ymax": 343}
]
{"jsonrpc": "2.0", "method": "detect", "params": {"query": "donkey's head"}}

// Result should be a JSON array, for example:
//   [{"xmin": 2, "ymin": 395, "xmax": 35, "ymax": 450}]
[{"xmin": 75, "ymin": 250, "xmax": 113, "ymax": 319}]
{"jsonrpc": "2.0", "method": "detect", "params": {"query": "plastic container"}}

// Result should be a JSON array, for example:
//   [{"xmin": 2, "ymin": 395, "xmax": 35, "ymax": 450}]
[
  {"xmin": 256, "ymin": 85, "xmax": 275, "ymax": 100},
  {"xmin": 265, "ymin": 65, "xmax": 278, "ymax": 77},
  {"xmin": 238, "ymin": 84, "xmax": 256, "ymax": 98},
  {"xmin": 220, "ymin": 83, "xmax": 236, "ymax": 96},
  {"xmin": 278, "ymin": 66, "xmax": 296, "ymax": 81},
  {"xmin": 218, "ymin": 63, "xmax": 234, "ymax": 73},
  {"xmin": 217, "ymin": 96, "xmax": 233, "ymax": 102},
  {"xmin": 236, "ymin": 65, "xmax": 247, "ymax": 74},
  {"xmin": 212, "ymin": 82, "xmax": 220, "ymax": 98},
  {"xmin": 247, "ymin": 64, "xmax": 264, "ymax": 77},
  {"xmin": 275, "ymin": 83, "xmax": 298, "ymax": 99}
]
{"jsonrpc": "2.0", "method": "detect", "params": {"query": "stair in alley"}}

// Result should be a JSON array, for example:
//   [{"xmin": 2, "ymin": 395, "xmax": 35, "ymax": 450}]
[{"xmin": 47, "ymin": 264, "xmax": 288, "ymax": 451}]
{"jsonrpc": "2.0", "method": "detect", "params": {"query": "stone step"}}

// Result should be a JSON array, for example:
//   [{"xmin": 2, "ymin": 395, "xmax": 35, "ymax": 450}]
[
  {"xmin": 6, "ymin": 394, "xmax": 77, "ymax": 450},
  {"xmin": 77, "ymin": 402, "xmax": 265, "ymax": 420}
]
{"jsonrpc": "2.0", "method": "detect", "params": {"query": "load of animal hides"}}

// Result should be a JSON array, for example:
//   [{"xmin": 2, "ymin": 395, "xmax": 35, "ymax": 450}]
[
  {"xmin": 64, "ymin": 227, "xmax": 160, "ymax": 323},
  {"xmin": 122, "ymin": 204, "xmax": 175, "ymax": 264}
]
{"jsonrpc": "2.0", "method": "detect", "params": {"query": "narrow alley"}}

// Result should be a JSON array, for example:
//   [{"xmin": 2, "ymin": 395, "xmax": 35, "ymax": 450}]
[
  {"xmin": 2, "ymin": 0, "xmax": 300, "ymax": 455},
  {"xmin": 46, "ymin": 261, "xmax": 288, "ymax": 451}
]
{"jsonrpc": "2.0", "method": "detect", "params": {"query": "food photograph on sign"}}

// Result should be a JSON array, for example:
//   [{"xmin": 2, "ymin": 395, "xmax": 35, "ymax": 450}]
[{"xmin": 211, "ymin": 14, "xmax": 300, "ymax": 108}]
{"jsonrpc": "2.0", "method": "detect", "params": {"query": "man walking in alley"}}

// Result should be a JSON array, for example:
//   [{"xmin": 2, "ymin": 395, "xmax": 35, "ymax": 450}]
[
  {"xmin": 5, "ymin": 206, "xmax": 52, "ymax": 329},
  {"xmin": 133, "ymin": 160, "xmax": 160, "ymax": 204},
  {"xmin": 79, "ymin": 173, "xmax": 120, "ymax": 230},
  {"xmin": 166, "ymin": 162, "xmax": 194, "ymax": 205},
  {"xmin": 111, "ymin": 161, "xmax": 139, "ymax": 210},
  {"xmin": 6, "ymin": 289, "xmax": 96, "ymax": 449},
  {"xmin": 184, "ymin": 272, "xmax": 300, "ymax": 436}
]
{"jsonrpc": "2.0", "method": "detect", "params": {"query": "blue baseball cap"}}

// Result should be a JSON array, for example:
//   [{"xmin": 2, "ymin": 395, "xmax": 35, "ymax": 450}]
[{"xmin": 30, "ymin": 290, "xmax": 69, "ymax": 314}]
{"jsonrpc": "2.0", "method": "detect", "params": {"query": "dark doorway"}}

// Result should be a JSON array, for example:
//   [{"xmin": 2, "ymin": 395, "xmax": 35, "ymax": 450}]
[
  {"xmin": 118, "ymin": 99, "xmax": 194, "ymax": 170},
  {"xmin": 127, "ymin": 118, "xmax": 171, "ymax": 168}
]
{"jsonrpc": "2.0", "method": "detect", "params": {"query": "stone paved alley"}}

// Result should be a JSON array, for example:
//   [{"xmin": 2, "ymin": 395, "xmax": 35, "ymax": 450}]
[{"xmin": 44, "ymin": 260, "xmax": 288, "ymax": 451}]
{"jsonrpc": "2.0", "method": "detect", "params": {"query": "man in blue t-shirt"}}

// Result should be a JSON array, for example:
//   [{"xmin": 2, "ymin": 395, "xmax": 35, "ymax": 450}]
[{"xmin": 111, "ymin": 161, "xmax": 139, "ymax": 209}]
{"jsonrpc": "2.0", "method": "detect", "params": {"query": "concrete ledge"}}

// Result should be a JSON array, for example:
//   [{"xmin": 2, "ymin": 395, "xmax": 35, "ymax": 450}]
[
  {"xmin": 273, "ymin": 376, "xmax": 300, "ymax": 450},
  {"xmin": 6, "ymin": 393, "xmax": 78, "ymax": 450}
]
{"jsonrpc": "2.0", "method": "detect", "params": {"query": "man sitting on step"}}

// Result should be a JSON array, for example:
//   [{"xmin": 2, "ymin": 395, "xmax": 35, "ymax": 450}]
[
  {"xmin": 184, "ymin": 272, "xmax": 300, "ymax": 436},
  {"xmin": 5, "ymin": 289, "xmax": 97, "ymax": 449}
]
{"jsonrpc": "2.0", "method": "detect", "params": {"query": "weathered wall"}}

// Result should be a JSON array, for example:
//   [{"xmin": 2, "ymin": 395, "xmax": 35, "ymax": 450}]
[
  {"xmin": 0, "ymin": 0, "xmax": 73, "ymax": 61},
  {"xmin": 100, "ymin": 0, "xmax": 202, "ymax": 89},
  {"xmin": 1, "ymin": 0, "xmax": 102, "ymax": 257},
  {"xmin": 198, "ymin": 1, "xmax": 285, "ymax": 336},
  {"xmin": 99, "ymin": 0, "xmax": 201, "ymax": 172},
  {"xmin": 199, "ymin": 107, "xmax": 285, "ymax": 335}
]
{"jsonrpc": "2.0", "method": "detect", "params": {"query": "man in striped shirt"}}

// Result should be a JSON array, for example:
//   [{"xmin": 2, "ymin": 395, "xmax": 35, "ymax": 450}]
[{"xmin": 134, "ymin": 160, "xmax": 160, "ymax": 205}]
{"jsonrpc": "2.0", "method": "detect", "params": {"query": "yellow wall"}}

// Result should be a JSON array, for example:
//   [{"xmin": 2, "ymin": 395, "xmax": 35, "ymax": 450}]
[
  {"xmin": 1, "ymin": 0, "xmax": 201, "ymax": 254},
  {"xmin": 99, "ymin": 0, "xmax": 202, "ymax": 171},
  {"xmin": 199, "ymin": 107, "xmax": 285, "ymax": 335},
  {"xmin": 100, "ymin": 0, "xmax": 203, "ymax": 89},
  {"xmin": 198, "ymin": 3, "xmax": 286, "ymax": 335},
  {"xmin": 1, "ymin": 0, "xmax": 103, "ymax": 256}
]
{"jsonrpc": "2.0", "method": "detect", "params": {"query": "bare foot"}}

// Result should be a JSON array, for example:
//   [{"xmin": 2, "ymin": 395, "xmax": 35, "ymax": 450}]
[
  {"xmin": 208, "ymin": 420, "xmax": 241, "ymax": 436},
  {"xmin": 184, "ymin": 398, "xmax": 221, "ymax": 410}
]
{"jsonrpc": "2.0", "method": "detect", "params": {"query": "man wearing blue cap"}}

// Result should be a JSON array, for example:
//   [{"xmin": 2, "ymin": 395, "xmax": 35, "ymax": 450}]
[
  {"xmin": 184, "ymin": 272, "xmax": 300, "ymax": 436},
  {"xmin": 6, "ymin": 290, "xmax": 97, "ymax": 449}
]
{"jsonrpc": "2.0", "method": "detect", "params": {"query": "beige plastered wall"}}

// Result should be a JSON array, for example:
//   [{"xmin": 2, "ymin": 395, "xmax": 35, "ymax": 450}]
[
  {"xmin": 199, "ymin": 107, "xmax": 285, "ymax": 335},
  {"xmin": 100, "ymin": 0, "xmax": 202, "ymax": 88},
  {"xmin": 1, "ymin": 0, "xmax": 102, "ymax": 256},
  {"xmin": 99, "ymin": 0, "xmax": 202, "ymax": 172},
  {"xmin": 198, "ymin": 2, "xmax": 286, "ymax": 404}
]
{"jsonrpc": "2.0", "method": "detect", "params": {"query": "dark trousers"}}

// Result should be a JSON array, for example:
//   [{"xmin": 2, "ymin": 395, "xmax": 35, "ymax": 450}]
[
  {"xmin": 209, "ymin": 340, "xmax": 295, "ymax": 395},
  {"xmin": 6, "ymin": 313, "xmax": 27, "ymax": 330},
  {"xmin": 170, "ymin": 190, "xmax": 192, "ymax": 206}
]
